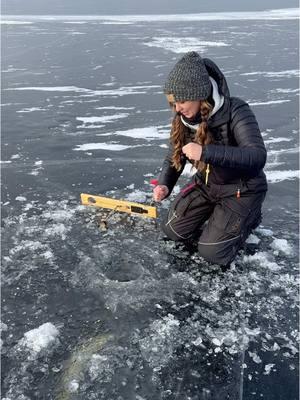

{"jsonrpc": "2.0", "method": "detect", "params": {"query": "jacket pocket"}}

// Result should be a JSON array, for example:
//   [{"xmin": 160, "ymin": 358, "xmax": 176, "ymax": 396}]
[{"xmin": 171, "ymin": 184, "xmax": 201, "ymax": 217}]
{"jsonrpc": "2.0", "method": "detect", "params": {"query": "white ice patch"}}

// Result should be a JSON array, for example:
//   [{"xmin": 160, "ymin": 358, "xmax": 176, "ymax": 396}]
[
  {"xmin": 18, "ymin": 322, "xmax": 59, "ymax": 354},
  {"xmin": 10, "ymin": 154, "xmax": 20, "ymax": 159},
  {"xmin": 5, "ymin": 85, "xmax": 160, "ymax": 97},
  {"xmin": 264, "ymin": 137, "xmax": 293, "ymax": 144},
  {"xmin": 100, "ymin": 126, "xmax": 169, "ymax": 141},
  {"xmin": 73, "ymin": 143, "xmax": 134, "ymax": 151},
  {"xmin": 266, "ymin": 170, "xmax": 299, "ymax": 183},
  {"xmin": 15, "ymin": 196, "xmax": 27, "ymax": 202},
  {"xmin": 16, "ymin": 107, "xmax": 45, "ymax": 113},
  {"xmin": 241, "ymin": 70, "xmax": 299, "ymax": 78},
  {"xmin": 249, "ymin": 99, "xmax": 291, "ymax": 106},
  {"xmin": 144, "ymin": 37, "xmax": 228, "ymax": 53},
  {"xmin": 0, "ymin": 20, "xmax": 33, "ymax": 25},
  {"xmin": 95, "ymin": 106, "xmax": 135, "ymax": 110},
  {"xmin": 77, "ymin": 113, "xmax": 129, "ymax": 125},
  {"xmin": 270, "ymin": 238, "xmax": 293, "ymax": 255}
]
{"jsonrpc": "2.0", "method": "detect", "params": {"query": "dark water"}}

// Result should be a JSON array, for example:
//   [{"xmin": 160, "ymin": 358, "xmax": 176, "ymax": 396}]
[{"xmin": 1, "ymin": 13, "xmax": 299, "ymax": 400}]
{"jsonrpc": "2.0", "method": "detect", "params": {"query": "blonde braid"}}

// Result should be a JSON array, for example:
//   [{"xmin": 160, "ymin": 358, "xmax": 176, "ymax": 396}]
[{"xmin": 170, "ymin": 113, "xmax": 186, "ymax": 171}]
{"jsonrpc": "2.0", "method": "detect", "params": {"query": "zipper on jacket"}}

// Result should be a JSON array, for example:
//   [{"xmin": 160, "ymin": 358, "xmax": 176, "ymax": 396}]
[{"xmin": 166, "ymin": 211, "xmax": 178, "ymax": 226}]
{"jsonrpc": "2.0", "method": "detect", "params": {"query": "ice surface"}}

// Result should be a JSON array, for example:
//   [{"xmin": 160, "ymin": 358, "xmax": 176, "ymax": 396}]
[{"xmin": 2, "ymin": 12, "xmax": 299, "ymax": 399}]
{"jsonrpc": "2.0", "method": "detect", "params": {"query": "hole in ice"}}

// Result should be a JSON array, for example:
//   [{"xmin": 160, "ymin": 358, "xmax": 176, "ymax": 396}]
[{"xmin": 104, "ymin": 259, "xmax": 143, "ymax": 282}]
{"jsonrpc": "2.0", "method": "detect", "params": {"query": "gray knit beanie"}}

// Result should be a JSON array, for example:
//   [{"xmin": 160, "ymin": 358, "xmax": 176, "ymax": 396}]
[{"xmin": 164, "ymin": 51, "xmax": 211, "ymax": 102}]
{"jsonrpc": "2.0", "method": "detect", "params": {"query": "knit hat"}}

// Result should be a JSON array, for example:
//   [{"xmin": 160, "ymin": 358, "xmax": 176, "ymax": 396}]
[{"xmin": 164, "ymin": 51, "xmax": 211, "ymax": 102}]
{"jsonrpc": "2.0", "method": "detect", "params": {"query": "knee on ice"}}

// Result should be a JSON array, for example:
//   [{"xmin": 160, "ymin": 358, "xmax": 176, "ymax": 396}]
[{"xmin": 197, "ymin": 242, "xmax": 234, "ymax": 266}]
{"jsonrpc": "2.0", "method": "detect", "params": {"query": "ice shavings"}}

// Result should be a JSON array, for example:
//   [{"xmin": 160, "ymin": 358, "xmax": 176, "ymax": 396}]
[
  {"xmin": 243, "ymin": 252, "xmax": 282, "ymax": 272},
  {"xmin": 2, "ymin": 200, "xmax": 78, "ymax": 284},
  {"xmin": 139, "ymin": 314, "xmax": 180, "ymax": 368},
  {"xmin": 144, "ymin": 37, "xmax": 228, "ymax": 53},
  {"xmin": 124, "ymin": 189, "xmax": 149, "ymax": 203},
  {"xmin": 18, "ymin": 323, "xmax": 59, "ymax": 354}
]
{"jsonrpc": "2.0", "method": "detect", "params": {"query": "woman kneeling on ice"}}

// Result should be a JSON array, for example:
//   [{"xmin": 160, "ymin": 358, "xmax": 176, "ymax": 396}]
[{"xmin": 153, "ymin": 51, "xmax": 267, "ymax": 267}]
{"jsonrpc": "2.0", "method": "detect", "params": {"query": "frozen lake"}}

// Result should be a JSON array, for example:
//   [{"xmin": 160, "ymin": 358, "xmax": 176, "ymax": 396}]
[{"xmin": 1, "ymin": 9, "xmax": 299, "ymax": 400}]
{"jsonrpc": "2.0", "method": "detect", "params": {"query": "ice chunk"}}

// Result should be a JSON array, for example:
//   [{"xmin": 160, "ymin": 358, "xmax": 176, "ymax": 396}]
[
  {"xmin": 19, "ymin": 322, "xmax": 59, "ymax": 353},
  {"xmin": 15, "ymin": 196, "xmax": 27, "ymax": 202},
  {"xmin": 68, "ymin": 380, "xmax": 79, "ymax": 393},
  {"xmin": 248, "ymin": 351, "xmax": 262, "ymax": 364},
  {"xmin": 246, "ymin": 234, "xmax": 260, "ymax": 244},
  {"xmin": 192, "ymin": 337, "xmax": 203, "ymax": 346},
  {"xmin": 264, "ymin": 363, "xmax": 275, "ymax": 375},
  {"xmin": 270, "ymin": 238, "xmax": 293, "ymax": 255},
  {"xmin": 212, "ymin": 338, "xmax": 222, "ymax": 347}
]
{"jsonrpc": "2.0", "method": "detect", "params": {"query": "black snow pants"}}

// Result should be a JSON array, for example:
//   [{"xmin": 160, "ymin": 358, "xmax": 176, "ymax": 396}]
[{"xmin": 161, "ymin": 180, "xmax": 266, "ymax": 266}]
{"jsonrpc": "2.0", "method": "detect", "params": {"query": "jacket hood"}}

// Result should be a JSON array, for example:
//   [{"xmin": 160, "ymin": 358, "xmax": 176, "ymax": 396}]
[{"xmin": 203, "ymin": 58, "xmax": 231, "ymax": 127}]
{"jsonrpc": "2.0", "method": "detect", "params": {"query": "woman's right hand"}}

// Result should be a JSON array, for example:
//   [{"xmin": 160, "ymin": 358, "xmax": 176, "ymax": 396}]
[{"xmin": 153, "ymin": 185, "xmax": 169, "ymax": 202}]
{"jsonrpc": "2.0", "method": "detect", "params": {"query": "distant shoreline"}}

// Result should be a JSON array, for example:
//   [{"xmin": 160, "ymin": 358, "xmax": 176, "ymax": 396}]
[{"xmin": 1, "ymin": 8, "xmax": 299, "ymax": 21}]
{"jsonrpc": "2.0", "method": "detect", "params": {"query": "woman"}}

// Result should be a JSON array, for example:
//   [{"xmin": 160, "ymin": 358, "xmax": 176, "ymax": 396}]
[{"xmin": 153, "ymin": 51, "xmax": 267, "ymax": 266}]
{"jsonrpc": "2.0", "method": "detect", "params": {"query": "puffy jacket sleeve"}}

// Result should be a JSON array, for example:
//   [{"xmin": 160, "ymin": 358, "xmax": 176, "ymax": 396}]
[
  {"xmin": 201, "ymin": 99, "xmax": 267, "ymax": 173},
  {"xmin": 158, "ymin": 141, "xmax": 186, "ymax": 195}
]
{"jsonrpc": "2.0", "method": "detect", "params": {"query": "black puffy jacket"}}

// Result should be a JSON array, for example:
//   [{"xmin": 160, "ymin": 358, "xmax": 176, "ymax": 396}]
[{"xmin": 158, "ymin": 58, "xmax": 268, "ymax": 195}]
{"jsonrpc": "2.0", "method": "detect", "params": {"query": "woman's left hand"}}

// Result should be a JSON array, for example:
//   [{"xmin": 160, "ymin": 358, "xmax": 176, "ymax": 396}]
[{"xmin": 182, "ymin": 143, "xmax": 202, "ymax": 161}]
